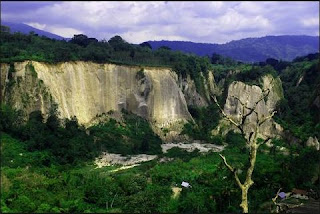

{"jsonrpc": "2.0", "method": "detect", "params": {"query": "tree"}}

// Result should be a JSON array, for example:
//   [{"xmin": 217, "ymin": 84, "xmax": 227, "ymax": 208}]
[
  {"xmin": 212, "ymin": 82, "xmax": 276, "ymax": 213},
  {"xmin": 69, "ymin": 34, "xmax": 97, "ymax": 47},
  {"xmin": 159, "ymin": 46, "xmax": 171, "ymax": 50},
  {"xmin": 108, "ymin": 35, "xmax": 130, "ymax": 51},
  {"xmin": 211, "ymin": 53, "xmax": 223, "ymax": 64},
  {"xmin": 0, "ymin": 25, "xmax": 10, "ymax": 33},
  {"xmin": 139, "ymin": 42, "xmax": 152, "ymax": 49}
]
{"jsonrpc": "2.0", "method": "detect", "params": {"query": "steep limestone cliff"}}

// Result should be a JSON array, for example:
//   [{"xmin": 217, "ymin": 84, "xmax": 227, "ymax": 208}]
[
  {"xmin": 212, "ymin": 75, "xmax": 284, "ymax": 139},
  {"xmin": 1, "ymin": 61, "xmax": 193, "ymax": 138}
]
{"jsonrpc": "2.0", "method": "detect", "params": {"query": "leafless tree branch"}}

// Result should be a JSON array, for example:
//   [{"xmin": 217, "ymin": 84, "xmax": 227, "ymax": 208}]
[{"xmin": 219, "ymin": 154, "xmax": 243, "ymax": 189}]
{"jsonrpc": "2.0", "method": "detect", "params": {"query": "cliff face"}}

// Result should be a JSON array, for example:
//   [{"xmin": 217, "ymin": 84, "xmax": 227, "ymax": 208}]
[
  {"xmin": 1, "ymin": 61, "xmax": 284, "ymax": 142},
  {"xmin": 1, "ymin": 61, "xmax": 192, "ymax": 132},
  {"xmin": 213, "ymin": 75, "xmax": 284, "ymax": 139}
]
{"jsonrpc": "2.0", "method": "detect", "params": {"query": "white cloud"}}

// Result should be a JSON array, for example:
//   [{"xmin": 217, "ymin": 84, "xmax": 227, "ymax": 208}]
[
  {"xmin": 24, "ymin": 22, "xmax": 46, "ymax": 30},
  {"xmin": 121, "ymin": 29, "xmax": 188, "ymax": 44},
  {"xmin": 301, "ymin": 17, "xmax": 319, "ymax": 27},
  {"xmin": 2, "ymin": 1, "xmax": 319, "ymax": 43},
  {"xmin": 46, "ymin": 26, "xmax": 83, "ymax": 38}
]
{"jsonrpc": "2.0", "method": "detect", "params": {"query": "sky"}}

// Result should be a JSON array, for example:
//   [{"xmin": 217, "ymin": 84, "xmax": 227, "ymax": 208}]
[{"xmin": 1, "ymin": 1, "xmax": 319, "ymax": 44}]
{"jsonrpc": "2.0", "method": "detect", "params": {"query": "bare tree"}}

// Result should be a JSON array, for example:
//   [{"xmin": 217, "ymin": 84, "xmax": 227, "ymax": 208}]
[{"xmin": 212, "ymin": 84, "xmax": 276, "ymax": 213}]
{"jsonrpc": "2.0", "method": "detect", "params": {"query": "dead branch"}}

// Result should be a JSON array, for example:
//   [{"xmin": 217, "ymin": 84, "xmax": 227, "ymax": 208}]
[
  {"xmin": 212, "ymin": 95, "xmax": 245, "ymax": 136},
  {"xmin": 258, "ymin": 111, "xmax": 277, "ymax": 126},
  {"xmin": 219, "ymin": 154, "xmax": 243, "ymax": 189},
  {"xmin": 272, "ymin": 188, "xmax": 282, "ymax": 204},
  {"xmin": 257, "ymin": 137, "xmax": 271, "ymax": 148}
]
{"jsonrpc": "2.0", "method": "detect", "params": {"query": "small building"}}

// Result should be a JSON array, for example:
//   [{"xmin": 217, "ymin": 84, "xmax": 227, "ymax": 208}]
[
  {"xmin": 291, "ymin": 188, "xmax": 308, "ymax": 200},
  {"xmin": 181, "ymin": 181, "xmax": 191, "ymax": 188}
]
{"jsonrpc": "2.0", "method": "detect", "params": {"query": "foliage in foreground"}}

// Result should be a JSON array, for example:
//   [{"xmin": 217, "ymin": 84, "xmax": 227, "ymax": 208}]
[{"xmin": 1, "ymin": 127, "xmax": 319, "ymax": 213}]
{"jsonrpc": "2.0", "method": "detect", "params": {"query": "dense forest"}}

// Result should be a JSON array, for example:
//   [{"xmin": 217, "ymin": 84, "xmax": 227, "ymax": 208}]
[{"xmin": 1, "ymin": 26, "xmax": 319, "ymax": 213}]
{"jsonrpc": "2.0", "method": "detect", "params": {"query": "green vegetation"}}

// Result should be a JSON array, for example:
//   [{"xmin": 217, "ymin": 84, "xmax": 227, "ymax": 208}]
[
  {"xmin": 25, "ymin": 62, "xmax": 37, "ymax": 77},
  {"xmin": 1, "ymin": 125, "xmax": 319, "ymax": 213},
  {"xmin": 89, "ymin": 110, "xmax": 162, "ymax": 155},
  {"xmin": 136, "ymin": 68, "xmax": 145, "ymax": 80},
  {"xmin": 0, "ymin": 105, "xmax": 162, "ymax": 164},
  {"xmin": 274, "ymin": 57, "xmax": 320, "ymax": 141},
  {"xmin": 182, "ymin": 104, "xmax": 222, "ymax": 144}
]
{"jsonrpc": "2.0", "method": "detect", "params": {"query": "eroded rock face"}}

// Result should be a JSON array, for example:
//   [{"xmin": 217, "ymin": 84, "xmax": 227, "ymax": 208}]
[
  {"xmin": 306, "ymin": 137, "xmax": 320, "ymax": 150},
  {"xmin": 214, "ymin": 75, "xmax": 284, "ymax": 139},
  {"xmin": 1, "ymin": 61, "xmax": 192, "ymax": 132},
  {"xmin": 177, "ymin": 71, "xmax": 219, "ymax": 107},
  {"xmin": 179, "ymin": 74, "xmax": 208, "ymax": 107}
]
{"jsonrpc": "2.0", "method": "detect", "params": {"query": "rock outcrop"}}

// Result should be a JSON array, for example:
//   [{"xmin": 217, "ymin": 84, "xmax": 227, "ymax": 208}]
[
  {"xmin": 213, "ymin": 74, "xmax": 284, "ymax": 139},
  {"xmin": 306, "ymin": 136, "xmax": 320, "ymax": 150},
  {"xmin": 178, "ymin": 74, "xmax": 208, "ymax": 107},
  {"xmin": 177, "ymin": 71, "xmax": 218, "ymax": 107}
]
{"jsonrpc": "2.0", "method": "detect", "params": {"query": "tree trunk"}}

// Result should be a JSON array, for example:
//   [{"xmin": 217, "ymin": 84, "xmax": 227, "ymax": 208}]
[
  {"xmin": 240, "ymin": 142, "xmax": 257, "ymax": 213},
  {"xmin": 240, "ymin": 187, "xmax": 249, "ymax": 213},
  {"xmin": 213, "ymin": 85, "xmax": 275, "ymax": 213}
]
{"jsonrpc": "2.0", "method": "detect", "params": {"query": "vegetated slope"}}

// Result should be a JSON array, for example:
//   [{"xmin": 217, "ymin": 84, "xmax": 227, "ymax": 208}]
[
  {"xmin": 275, "ymin": 54, "xmax": 320, "ymax": 142},
  {"xmin": 148, "ymin": 35, "xmax": 319, "ymax": 62},
  {"xmin": 1, "ymin": 21, "xmax": 66, "ymax": 40}
]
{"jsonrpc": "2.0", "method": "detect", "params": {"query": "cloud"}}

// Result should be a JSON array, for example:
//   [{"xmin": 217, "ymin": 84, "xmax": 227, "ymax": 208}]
[
  {"xmin": 24, "ymin": 22, "xmax": 83, "ymax": 38},
  {"xmin": 301, "ymin": 17, "xmax": 319, "ymax": 27},
  {"xmin": 24, "ymin": 22, "xmax": 46, "ymax": 30},
  {"xmin": 1, "ymin": 1, "xmax": 319, "ymax": 44},
  {"xmin": 46, "ymin": 26, "xmax": 83, "ymax": 38}
]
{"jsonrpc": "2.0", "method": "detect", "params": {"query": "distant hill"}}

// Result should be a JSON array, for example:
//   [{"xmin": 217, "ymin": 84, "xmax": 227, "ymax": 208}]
[
  {"xmin": 148, "ymin": 35, "xmax": 320, "ymax": 62},
  {"xmin": 1, "ymin": 21, "xmax": 66, "ymax": 40}
]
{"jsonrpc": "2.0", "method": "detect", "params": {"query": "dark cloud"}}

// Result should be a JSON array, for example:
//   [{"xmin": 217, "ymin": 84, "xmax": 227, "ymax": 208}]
[{"xmin": 1, "ymin": 1, "xmax": 319, "ymax": 44}]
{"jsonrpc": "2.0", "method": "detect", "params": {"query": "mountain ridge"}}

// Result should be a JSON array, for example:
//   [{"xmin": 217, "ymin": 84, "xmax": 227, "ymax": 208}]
[
  {"xmin": 1, "ymin": 21, "xmax": 67, "ymax": 40},
  {"xmin": 147, "ymin": 35, "xmax": 319, "ymax": 62}
]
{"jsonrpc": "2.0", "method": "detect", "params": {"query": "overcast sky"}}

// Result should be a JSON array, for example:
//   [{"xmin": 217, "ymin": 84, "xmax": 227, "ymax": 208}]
[{"xmin": 1, "ymin": 1, "xmax": 319, "ymax": 44}]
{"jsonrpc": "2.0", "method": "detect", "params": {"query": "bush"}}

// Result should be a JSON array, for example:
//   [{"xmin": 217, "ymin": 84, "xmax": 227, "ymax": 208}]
[
  {"xmin": 165, "ymin": 147, "xmax": 200, "ymax": 162},
  {"xmin": 89, "ymin": 112, "xmax": 162, "ymax": 155},
  {"xmin": 226, "ymin": 130, "xmax": 246, "ymax": 148}
]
